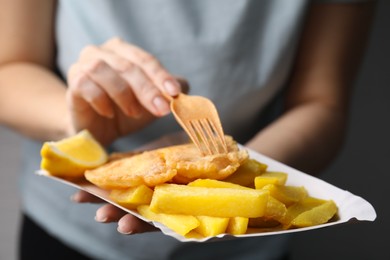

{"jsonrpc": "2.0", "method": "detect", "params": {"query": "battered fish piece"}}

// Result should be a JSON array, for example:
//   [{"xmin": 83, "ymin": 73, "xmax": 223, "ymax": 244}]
[
  {"xmin": 164, "ymin": 136, "xmax": 248, "ymax": 184},
  {"xmin": 85, "ymin": 136, "xmax": 248, "ymax": 189},
  {"xmin": 85, "ymin": 151, "xmax": 177, "ymax": 189}
]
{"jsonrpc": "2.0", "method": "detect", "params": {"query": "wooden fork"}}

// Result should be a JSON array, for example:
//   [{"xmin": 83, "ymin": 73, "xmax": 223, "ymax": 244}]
[{"xmin": 167, "ymin": 93, "xmax": 228, "ymax": 156}]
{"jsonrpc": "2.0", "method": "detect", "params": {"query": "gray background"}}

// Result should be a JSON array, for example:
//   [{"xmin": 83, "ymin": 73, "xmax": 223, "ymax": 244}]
[{"xmin": 0, "ymin": 1, "xmax": 388, "ymax": 259}]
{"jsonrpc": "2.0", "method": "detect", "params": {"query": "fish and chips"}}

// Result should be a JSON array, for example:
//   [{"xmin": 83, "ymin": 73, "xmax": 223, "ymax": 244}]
[{"xmin": 40, "ymin": 131, "xmax": 339, "ymax": 239}]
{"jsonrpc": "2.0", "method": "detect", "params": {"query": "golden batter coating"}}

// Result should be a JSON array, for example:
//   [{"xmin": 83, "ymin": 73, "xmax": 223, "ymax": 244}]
[
  {"xmin": 84, "ymin": 136, "xmax": 248, "ymax": 189},
  {"xmin": 162, "ymin": 137, "xmax": 248, "ymax": 184},
  {"xmin": 84, "ymin": 151, "xmax": 177, "ymax": 189}
]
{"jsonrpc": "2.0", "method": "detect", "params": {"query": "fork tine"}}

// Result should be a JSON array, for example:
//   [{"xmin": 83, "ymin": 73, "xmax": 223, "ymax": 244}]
[
  {"xmin": 189, "ymin": 118, "xmax": 228, "ymax": 155},
  {"xmin": 189, "ymin": 120, "xmax": 213, "ymax": 155},
  {"xmin": 184, "ymin": 121, "xmax": 208, "ymax": 155},
  {"xmin": 208, "ymin": 119, "xmax": 228, "ymax": 154},
  {"xmin": 199, "ymin": 118, "xmax": 220, "ymax": 154},
  {"xmin": 170, "ymin": 93, "xmax": 228, "ymax": 155}
]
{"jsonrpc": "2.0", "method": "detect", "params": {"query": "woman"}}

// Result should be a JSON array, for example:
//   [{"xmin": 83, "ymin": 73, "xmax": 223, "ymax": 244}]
[{"xmin": 0, "ymin": 0, "xmax": 375, "ymax": 259}]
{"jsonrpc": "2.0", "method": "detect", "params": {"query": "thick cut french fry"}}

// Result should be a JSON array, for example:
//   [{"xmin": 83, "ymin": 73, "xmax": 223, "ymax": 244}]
[
  {"xmin": 254, "ymin": 172, "xmax": 288, "ymax": 189},
  {"xmin": 264, "ymin": 196, "xmax": 287, "ymax": 221},
  {"xmin": 290, "ymin": 200, "xmax": 337, "ymax": 228},
  {"xmin": 280, "ymin": 197, "xmax": 334, "ymax": 228},
  {"xmin": 137, "ymin": 205, "xmax": 199, "ymax": 236},
  {"xmin": 248, "ymin": 197, "xmax": 286, "ymax": 228},
  {"xmin": 109, "ymin": 185, "xmax": 153, "ymax": 209},
  {"xmin": 227, "ymin": 217, "xmax": 249, "ymax": 235},
  {"xmin": 262, "ymin": 184, "xmax": 307, "ymax": 206},
  {"xmin": 223, "ymin": 159, "xmax": 267, "ymax": 187},
  {"xmin": 150, "ymin": 184, "xmax": 269, "ymax": 218},
  {"xmin": 195, "ymin": 216, "xmax": 230, "ymax": 237},
  {"xmin": 188, "ymin": 178, "xmax": 251, "ymax": 190}
]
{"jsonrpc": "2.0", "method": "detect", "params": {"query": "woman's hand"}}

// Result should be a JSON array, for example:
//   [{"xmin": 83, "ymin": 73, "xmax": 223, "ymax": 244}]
[
  {"xmin": 67, "ymin": 39, "xmax": 191, "ymax": 234},
  {"xmin": 66, "ymin": 37, "xmax": 188, "ymax": 145},
  {"xmin": 72, "ymin": 190, "xmax": 157, "ymax": 234}
]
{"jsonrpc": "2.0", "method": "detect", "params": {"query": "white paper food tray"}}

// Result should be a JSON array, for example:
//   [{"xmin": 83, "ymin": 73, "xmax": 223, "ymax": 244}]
[{"xmin": 36, "ymin": 135, "xmax": 376, "ymax": 242}]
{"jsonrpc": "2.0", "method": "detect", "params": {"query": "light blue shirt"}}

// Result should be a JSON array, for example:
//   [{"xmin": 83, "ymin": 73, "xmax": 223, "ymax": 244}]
[{"xmin": 20, "ymin": 0, "xmax": 368, "ymax": 259}]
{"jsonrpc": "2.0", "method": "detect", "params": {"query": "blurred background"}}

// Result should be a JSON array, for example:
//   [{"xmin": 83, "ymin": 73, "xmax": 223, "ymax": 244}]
[
  {"xmin": 0, "ymin": 1, "xmax": 388, "ymax": 259},
  {"xmin": 289, "ymin": 1, "xmax": 389, "ymax": 259}
]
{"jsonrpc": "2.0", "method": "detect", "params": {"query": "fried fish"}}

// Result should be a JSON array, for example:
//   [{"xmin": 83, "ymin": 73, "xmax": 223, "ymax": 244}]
[{"xmin": 84, "ymin": 136, "xmax": 248, "ymax": 189}]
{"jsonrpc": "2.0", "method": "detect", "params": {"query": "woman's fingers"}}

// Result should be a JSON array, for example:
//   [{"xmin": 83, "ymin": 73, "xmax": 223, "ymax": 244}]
[
  {"xmin": 95, "ymin": 204, "xmax": 127, "ymax": 223},
  {"xmin": 117, "ymin": 214, "xmax": 157, "ymax": 234},
  {"xmin": 70, "ymin": 42, "xmax": 173, "ymax": 117},
  {"xmin": 119, "ymin": 63, "xmax": 171, "ymax": 116},
  {"xmin": 96, "ymin": 41, "xmax": 175, "ymax": 115},
  {"xmin": 67, "ymin": 68, "xmax": 115, "ymax": 118},
  {"xmin": 69, "ymin": 60, "xmax": 143, "ymax": 117},
  {"xmin": 79, "ymin": 45, "xmax": 161, "ymax": 115},
  {"xmin": 71, "ymin": 190, "xmax": 105, "ymax": 203},
  {"xmin": 81, "ymin": 59, "xmax": 143, "ymax": 117},
  {"xmin": 94, "ymin": 204, "xmax": 157, "ymax": 234},
  {"xmin": 102, "ymin": 38, "xmax": 181, "ymax": 96}
]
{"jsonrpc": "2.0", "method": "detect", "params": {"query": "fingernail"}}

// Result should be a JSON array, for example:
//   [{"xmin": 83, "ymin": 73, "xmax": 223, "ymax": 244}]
[
  {"xmin": 117, "ymin": 226, "xmax": 134, "ymax": 235},
  {"xmin": 70, "ymin": 194, "xmax": 77, "ymax": 202},
  {"xmin": 163, "ymin": 80, "xmax": 180, "ymax": 96},
  {"xmin": 153, "ymin": 96, "xmax": 170, "ymax": 116},
  {"xmin": 95, "ymin": 215, "xmax": 108, "ymax": 223},
  {"xmin": 70, "ymin": 193, "xmax": 82, "ymax": 202}
]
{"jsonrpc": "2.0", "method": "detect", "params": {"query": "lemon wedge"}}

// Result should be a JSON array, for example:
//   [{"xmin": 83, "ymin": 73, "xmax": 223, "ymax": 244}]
[{"xmin": 40, "ymin": 130, "xmax": 108, "ymax": 178}]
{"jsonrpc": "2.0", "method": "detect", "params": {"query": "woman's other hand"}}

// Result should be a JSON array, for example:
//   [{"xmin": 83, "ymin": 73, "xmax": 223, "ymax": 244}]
[{"xmin": 72, "ymin": 190, "xmax": 157, "ymax": 234}]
